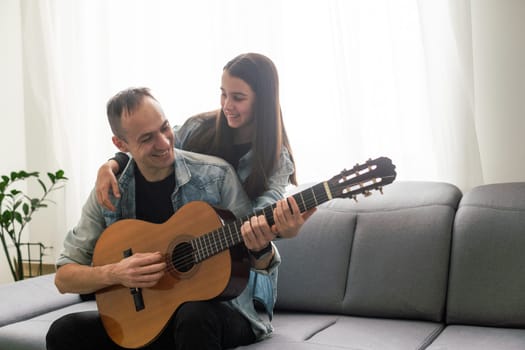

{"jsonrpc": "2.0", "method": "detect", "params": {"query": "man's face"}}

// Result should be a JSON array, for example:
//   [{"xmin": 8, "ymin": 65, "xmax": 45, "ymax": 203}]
[{"xmin": 113, "ymin": 96, "xmax": 175, "ymax": 181}]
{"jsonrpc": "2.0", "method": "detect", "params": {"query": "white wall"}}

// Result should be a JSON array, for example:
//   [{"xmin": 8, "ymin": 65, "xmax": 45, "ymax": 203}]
[
  {"xmin": 0, "ymin": 0, "xmax": 26, "ymax": 283},
  {"xmin": 472, "ymin": 0, "xmax": 525, "ymax": 183}
]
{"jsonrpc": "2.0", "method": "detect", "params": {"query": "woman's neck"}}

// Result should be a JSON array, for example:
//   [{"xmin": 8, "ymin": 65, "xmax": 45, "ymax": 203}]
[{"xmin": 232, "ymin": 123, "xmax": 254, "ymax": 144}]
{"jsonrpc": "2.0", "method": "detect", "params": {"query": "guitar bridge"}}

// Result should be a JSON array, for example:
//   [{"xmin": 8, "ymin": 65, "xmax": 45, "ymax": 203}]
[{"xmin": 123, "ymin": 248, "xmax": 145, "ymax": 312}]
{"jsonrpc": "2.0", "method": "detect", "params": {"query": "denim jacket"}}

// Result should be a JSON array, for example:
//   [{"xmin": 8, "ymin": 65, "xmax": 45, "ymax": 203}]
[
  {"xmin": 174, "ymin": 112, "xmax": 295, "ymax": 210},
  {"xmin": 57, "ymin": 149, "xmax": 281, "ymax": 339}
]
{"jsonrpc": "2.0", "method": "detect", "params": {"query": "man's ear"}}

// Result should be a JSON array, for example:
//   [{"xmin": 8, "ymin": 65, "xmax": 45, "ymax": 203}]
[{"xmin": 112, "ymin": 136, "xmax": 129, "ymax": 152}]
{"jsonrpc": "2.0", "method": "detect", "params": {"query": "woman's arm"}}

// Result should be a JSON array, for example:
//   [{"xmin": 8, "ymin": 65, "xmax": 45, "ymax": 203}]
[{"xmin": 95, "ymin": 152, "xmax": 130, "ymax": 211}]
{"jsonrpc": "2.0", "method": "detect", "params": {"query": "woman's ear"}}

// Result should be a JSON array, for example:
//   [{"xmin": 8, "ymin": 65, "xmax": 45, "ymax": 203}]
[{"xmin": 112, "ymin": 136, "xmax": 128, "ymax": 152}]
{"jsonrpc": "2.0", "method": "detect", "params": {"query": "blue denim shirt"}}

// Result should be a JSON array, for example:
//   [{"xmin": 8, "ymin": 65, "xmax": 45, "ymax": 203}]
[
  {"xmin": 57, "ymin": 149, "xmax": 280, "ymax": 339},
  {"xmin": 174, "ymin": 113, "xmax": 295, "ymax": 210}
]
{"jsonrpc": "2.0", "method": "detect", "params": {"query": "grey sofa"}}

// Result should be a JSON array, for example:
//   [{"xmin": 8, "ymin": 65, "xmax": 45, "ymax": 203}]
[{"xmin": 2, "ymin": 181, "xmax": 525, "ymax": 349}]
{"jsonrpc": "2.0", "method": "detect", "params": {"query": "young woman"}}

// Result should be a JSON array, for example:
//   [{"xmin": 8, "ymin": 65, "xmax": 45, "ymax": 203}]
[{"xmin": 96, "ymin": 53, "xmax": 315, "ymax": 236}]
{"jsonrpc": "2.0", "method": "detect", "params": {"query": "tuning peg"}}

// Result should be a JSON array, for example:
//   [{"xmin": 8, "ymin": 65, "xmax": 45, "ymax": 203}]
[
  {"xmin": 363, "ymin": 190, "xmax": 371, "ymax": 197},
  {"xmin": 352, "ymin": 195, "xmax": 358, "ymax": 202},
  {"xmin": 378, "ymin": 187, "xmax": 384, "ymax": 195}
]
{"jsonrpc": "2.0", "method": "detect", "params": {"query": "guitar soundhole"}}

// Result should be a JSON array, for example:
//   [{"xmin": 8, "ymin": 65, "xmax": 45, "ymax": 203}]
[{"xmin": 171, "ymin": 242, "xmax": 195, "ymax": 273}]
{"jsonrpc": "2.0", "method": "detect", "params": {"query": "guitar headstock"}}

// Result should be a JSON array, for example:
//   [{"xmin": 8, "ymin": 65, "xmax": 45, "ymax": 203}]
[{"xmin": 328, "ymin": 157, "xmax": 396, "ymax": 201}]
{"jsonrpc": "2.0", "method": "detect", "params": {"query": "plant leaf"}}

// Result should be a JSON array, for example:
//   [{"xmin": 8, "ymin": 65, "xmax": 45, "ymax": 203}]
[
  {"xmin": 13, "ymin": 199, "xmax": 22, "ymax": 210},
  {"xmin": 22, "ymin": 203, "xmax": 29, "ymax": 216},
  {"xmin": 38, "ymin": 179, "xmax": 47, "ymax": 192},
  {"xmin": 56, "ymin": 169, "xmax": 66, "ymax": 179},
  {"xmin": 14, "ymin": 212, "xmax": 22, "ymax": 225},
  {"xmin": 30, "ymin": 198, "xmax": 40, "ymax": 210}
]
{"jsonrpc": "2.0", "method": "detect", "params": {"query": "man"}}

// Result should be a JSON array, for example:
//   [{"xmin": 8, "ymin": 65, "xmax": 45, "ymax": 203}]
[{"xmin": 46, "ymin": 87, "xmax": 303, "ymax": 350}]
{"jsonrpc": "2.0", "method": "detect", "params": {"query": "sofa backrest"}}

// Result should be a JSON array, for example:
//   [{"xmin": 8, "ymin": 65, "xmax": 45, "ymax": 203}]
[
  {"xmin": 446, "ymin": 182, "xmax": 525, "ymax": 327},
  {"xmin": 275, "ymin": 181, "xmax": 462, "ymax": 323}
]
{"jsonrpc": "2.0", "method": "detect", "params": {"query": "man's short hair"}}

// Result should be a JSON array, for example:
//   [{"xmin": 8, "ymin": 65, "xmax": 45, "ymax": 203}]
[{"xmin": 107, "ymin": 87, "xmax": 156, "ymax": 139}]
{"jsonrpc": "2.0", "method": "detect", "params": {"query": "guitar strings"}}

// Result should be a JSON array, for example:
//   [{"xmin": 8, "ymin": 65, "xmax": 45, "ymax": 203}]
[
  {"xmin": 164, "ymin": 185, "xmax": 343, "ymax": 273},
  {"xmin": 164, "ymin": 218, "xmax": 246, "ymax": 274},
  {"xmin": 163, "ymin": 193, "xmax": 329, "ymax": 274}
]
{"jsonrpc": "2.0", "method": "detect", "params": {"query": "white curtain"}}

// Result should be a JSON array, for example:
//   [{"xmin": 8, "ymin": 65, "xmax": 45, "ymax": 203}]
[{"xmin": 15, "ymin": 0, "xmax": 480, "ymax": 247}]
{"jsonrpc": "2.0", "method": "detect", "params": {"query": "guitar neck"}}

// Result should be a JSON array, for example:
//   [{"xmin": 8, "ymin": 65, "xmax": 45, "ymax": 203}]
[
  {"xmin": 250, "ymin": 182, "xmax": 330, "ymax": 227},
  {"xmin": 191, "ymin": 181, "xmax": 330, "ymax": 263},
  {"xmin": 191, "ymin": 156, "xmax": 396, "ymax": 264}
]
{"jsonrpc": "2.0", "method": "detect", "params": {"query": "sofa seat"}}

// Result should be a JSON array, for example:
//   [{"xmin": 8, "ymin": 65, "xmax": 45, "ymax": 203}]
[
  {"xmin": 0, "ymin": 301, "xmax": 96, "ymax": 350},
  {"xmin": 239, "ymin": 313, "xmax": 444, "ymax": 350}
]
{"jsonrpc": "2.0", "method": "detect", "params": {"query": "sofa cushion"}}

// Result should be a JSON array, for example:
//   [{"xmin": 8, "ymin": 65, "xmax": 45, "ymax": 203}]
[
  {"xmin": 0, "ymin": 273, "xmax": 80, "ymax": 327},
  {"xmin": 343, "ymin": 204, "xmax": 456, "ymax": 321},
  {"xmin": 426, "ymin": 325, "xmax": 525, "ymax": 350},
  {"xmin": 446, "ymin": 182, "xmax": 525, "ymax": 327},
  {"xmin": 342, "ymin": 182, "xmax": 461, "ymax": 323},
  {"xmin": 0, "ymin": 301, "xmax": 96, "ymax": 350},
  {"xmin": 237, "ymin": 312, "xmax": 444, "ymax": 350},
  {"xmin": 274, "ymin": 206, "xmax": 356, "ymax": 313}
]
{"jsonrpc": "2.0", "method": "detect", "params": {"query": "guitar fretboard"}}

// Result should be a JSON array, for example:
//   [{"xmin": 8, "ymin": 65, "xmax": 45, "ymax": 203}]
[{"xmin": 190, "ymin": 182, "xmax": 330, "ymax": 263}]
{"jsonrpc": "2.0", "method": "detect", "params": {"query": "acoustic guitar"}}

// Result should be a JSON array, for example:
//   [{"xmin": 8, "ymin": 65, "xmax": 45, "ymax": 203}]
[{"xmin": 93, "ymin": 156, "xmax": 396, "ymax": 348}]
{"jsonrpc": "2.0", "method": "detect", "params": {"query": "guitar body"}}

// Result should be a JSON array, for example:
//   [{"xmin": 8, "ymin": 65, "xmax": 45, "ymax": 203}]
[{"xmin": 93, "ymin": 201, "xmax": 250, "ymax": 349}]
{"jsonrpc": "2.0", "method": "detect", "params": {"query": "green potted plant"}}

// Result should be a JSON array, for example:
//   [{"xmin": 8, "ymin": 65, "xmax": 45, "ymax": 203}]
[{"xmin": 0, "ymin": 170, "xmax": 67, "ymax": 281}]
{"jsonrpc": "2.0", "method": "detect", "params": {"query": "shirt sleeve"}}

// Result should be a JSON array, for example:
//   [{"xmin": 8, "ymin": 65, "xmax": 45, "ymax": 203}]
[
  {"xmin": 250, "ymin": 244, "xmax": 281, "ymax": 319},
  {"xmin": 112, "ymin": 152, "xmax": 131, "ymax": 175},
  {"xmin": 252, "ymin": 147, "xmax": 295, "ymax": 210},
  {"xmin": 173, "ymin": 115, "xmax": 207, "ymax": 149},
  {"xmin": 56, "ymin": 189, "xmax": 106, "ymax": 267}
]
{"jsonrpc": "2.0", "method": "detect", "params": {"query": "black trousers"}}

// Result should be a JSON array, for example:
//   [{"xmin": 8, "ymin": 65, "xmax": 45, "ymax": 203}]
[{"xmin": 46, "ymin": 301, "xmax": 255, "ymax": 350}]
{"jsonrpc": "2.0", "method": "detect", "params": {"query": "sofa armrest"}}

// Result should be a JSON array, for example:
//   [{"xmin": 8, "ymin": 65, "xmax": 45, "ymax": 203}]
[{"xmin": 0, "ymin": 273, "xmax": 81, "ymax": 327}]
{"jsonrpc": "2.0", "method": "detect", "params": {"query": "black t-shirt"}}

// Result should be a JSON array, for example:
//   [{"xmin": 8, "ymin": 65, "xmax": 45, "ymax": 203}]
[
  {"xmin": 231, "ymin": 143, "xmax": 251, "ymax": 169},
  {"xmin": 134, "ymin": 166, "xmax": 175, "ymax": 223}
]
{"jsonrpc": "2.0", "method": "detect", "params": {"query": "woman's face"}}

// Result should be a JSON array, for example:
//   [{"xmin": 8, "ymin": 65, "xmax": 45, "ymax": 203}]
[{"xmin": 220, "ymin": 70, "xmax": 256, "ymax": 141}]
